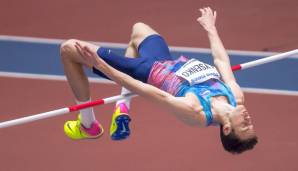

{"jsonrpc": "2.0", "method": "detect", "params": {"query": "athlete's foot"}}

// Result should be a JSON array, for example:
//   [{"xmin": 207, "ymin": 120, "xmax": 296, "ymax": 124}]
[
  {"xmin": 64, "ymin": 114, "xmax": 104, "ymax": 140},
  {"xmin": 110, "ymin": 103, "xmax": 131, "ymax": 140}
]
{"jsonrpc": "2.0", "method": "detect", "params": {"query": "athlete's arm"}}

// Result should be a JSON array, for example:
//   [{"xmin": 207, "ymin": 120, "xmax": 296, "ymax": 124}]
[
  {"xmin": 197, "ymin": 7, "xmax": 244, "ymax": 103},
  {"xmin": 74, "ymin": 42, "xmax": 205, "ymax": 126}
]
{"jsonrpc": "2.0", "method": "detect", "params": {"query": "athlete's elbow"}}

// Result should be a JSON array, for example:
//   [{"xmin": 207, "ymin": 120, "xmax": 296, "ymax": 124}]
[
  {"xmin": 213, "ymin": 59, "xmax": 228, "ymax": 69},
  {"xmin": 187, "ymin": 101, "xmax": 202, "ymax": 114}
]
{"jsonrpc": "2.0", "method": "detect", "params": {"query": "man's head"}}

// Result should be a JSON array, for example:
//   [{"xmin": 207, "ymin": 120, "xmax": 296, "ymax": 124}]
[{"xmin": 220, "ymin": 105, "xmax": 258, "ymax": 154}]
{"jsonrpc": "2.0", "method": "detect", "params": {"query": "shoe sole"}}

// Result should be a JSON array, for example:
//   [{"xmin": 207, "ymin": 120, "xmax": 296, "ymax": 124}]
[{"xmin": 111, "ymin": 115, "xmax": 131, "ymax": 141}]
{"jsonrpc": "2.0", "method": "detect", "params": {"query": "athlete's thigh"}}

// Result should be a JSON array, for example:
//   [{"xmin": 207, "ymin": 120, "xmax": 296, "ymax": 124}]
[
  {"xmin": 137, "ymin": 34, "xmax": 172, "ymax": 61},
  {"xmin": 94, "ymin": 47, "xmax": 150, "ymax": 82},
  {"xmin": 130, "ymin": 23, "xmax": 172, "ymax": 60}
]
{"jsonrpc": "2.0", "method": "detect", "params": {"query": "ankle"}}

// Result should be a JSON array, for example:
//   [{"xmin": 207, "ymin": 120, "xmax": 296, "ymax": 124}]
[{"xmin": 116, "ymin": 103, "xmax": 129, "ymax": 113}]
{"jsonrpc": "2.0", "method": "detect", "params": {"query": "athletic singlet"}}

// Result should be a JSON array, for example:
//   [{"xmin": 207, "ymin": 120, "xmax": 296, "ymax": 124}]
[{"xmin": 147, "ymin": 56, "xmax": 237, "ymax": 126}]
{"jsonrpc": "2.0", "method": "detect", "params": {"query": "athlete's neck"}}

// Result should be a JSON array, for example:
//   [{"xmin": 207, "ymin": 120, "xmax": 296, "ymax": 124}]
[{"xmin": 211, "ymin": 98, "xmax": 234, "ymax": 125}]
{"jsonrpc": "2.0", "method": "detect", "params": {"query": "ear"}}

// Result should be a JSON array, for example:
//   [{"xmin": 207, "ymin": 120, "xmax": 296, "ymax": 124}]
[{"xmin": 223, "ymin": 124, "xmax": 232, "ymax": 135}]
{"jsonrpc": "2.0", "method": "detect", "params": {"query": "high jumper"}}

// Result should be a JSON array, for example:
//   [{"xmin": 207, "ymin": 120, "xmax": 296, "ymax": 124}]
[{"xmin": 60, "ymin": 7, "xmax": 257, "ymax": 154}]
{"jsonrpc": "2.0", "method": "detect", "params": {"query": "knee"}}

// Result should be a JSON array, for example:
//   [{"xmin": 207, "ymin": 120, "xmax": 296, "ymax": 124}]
[
  {"xmin": 132, "ymin": 22, "xmax": 148, "ymax": 33},
  {"xmin": 60, "ymin": 39, "xmax": 77, "ymax": 61},
  {"xmin": 131, "ymin": 22, "xmax": 157, "ymax": 47},
  {"xmin": 131, "ymin": 22, "xmax": 149, "ymax": 39}
]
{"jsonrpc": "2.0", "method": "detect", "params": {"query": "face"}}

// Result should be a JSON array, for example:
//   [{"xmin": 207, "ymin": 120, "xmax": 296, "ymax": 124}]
[{"xmin": 229, "ymin": 105, "xmax": 256, "ymax": 140}]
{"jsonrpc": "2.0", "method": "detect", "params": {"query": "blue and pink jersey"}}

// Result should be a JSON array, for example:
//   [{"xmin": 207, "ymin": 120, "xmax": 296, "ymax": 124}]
[
  {"xmin": 94, "ymin": 34, "xmax": 236, "ymax": 126},
  {"xmin": 147, "ymin": 56, "xmax": 237, "ymax": 126}
]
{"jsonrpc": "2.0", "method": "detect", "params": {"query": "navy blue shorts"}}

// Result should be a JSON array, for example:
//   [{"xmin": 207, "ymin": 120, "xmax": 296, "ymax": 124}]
[{"xmin": 93, "ymin": 34, "xmax": 173, "ymax": 83}]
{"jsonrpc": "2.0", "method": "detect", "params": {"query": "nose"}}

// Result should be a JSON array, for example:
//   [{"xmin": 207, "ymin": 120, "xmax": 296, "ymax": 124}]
[
  {"xmin": 245, "ymin": 115, "xmax": 253, "ymax": 125},
  {"xmin": 244, "ymin": 113, "xmax": 251, "ymax": 120}
]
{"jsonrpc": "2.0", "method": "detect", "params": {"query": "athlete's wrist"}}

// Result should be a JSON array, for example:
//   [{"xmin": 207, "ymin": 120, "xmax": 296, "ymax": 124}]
[{"xmin": 206, "ymin": 26, "xmax": 217, "ymax": 35}]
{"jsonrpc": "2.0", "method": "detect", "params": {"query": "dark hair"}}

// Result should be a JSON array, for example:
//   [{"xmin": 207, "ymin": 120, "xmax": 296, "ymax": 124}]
[{"xmin": 220, "ymin": 125, "xmax": 258, "ymax": 154}]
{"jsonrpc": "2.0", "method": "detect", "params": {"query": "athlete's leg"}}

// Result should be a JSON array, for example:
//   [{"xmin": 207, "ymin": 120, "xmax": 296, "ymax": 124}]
[
  {"xmin": 110, "ymin": 23, "xmax": 168, "ymax": 138},
  {"xmin": 60, "ymin": 23, "xmax": 166, "ymax": 139},
  {"xmin": 60, "ymin": 23, "xmax": 167, "ymax": 103},
  {"xmin": 130, "ymin": 22, "xmax": 159, "ymax": 50},
  {"xmin": 60, "ymin": 39, "xmax": 98, "ymax": 102},
  {"xmin": 118, "ymin": 41, "xmax": 137, "ymax": 107},
  {"xmin": 61, "ymin": 39, "xmax": 104, "ymax": 140},
  {"xmin": 109, "ymin": 41, "xmax": 137, "ymax": 140},
  {"xmin": 92, "ymin": 23, "xmax": 171, "ymax": 84},
  {"xmin": 130, "ymin": 22, "xmax": 172, "ymax": 60},
  {"xmin": 118, "ymin": 40, "xmax": 138, "ymax": 109}
]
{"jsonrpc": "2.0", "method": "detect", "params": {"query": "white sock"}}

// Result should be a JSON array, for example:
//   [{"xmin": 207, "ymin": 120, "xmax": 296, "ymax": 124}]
[
  {"xmin": 76, "ymin": 98, "xmax": 96, "ymax": 128},
  {"xmin": 116, "ymin": 87, "xmax": 131, "ymax": 109}
]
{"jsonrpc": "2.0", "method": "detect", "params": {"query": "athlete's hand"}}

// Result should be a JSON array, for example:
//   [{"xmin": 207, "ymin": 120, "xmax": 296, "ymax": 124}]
[
  {"xmin": 75, "ymin": 42, "xmax": 106, "ymax": 69},
  {"xmin": 197, "ymin": 7, "xmax": 217, "ymax": 32}
]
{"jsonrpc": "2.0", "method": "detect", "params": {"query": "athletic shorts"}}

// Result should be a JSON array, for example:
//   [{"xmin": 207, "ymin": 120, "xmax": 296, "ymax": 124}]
[{"xmin": 93, "ymin": 34, "xmax": 173, "ymax": 83}]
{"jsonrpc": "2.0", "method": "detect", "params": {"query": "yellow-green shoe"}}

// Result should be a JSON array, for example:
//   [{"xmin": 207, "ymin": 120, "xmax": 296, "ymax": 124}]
[
  {"xmin": 64, "ymin": 115, "xmax": 104, "ymax": 140},
  {"xmin": 110, "ymin": 103, "xmax": 131, "ymax": 140}
]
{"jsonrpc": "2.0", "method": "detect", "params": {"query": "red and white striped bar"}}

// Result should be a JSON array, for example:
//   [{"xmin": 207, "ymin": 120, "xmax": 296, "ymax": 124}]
[
  {"xmin": 232, "ymin": 49, "xmax": 298, "ymax": 71},
  {"xmin": 0, "ymin": 49, "xmax": 297, "ymax": 129},
  {"xmin": 0, "ymin": 93, "xmax": 136, "ymax": 129}
]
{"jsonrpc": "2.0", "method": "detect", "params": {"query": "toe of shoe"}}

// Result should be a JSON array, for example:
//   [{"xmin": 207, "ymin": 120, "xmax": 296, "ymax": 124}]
[{"xmin": 64, "ymin": 121, "xmax": 82, "ymax": 140}]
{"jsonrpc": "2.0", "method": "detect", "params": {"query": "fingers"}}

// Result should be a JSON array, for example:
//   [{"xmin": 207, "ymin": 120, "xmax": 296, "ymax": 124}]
[
  {"xmin": 83, "ymin": 47, "xmax": 93, "ymax": 57},
  {"xmin": 74, "ymin": 42, "xmax": 92, "ymax": 61},
  {"xmin": 214, "ymin": 11, "xmax": 217, "ymax": 20},
  {"xmin": 206, "ymin": 7, "xmax": 212, "ymax": 14},
  {"xmin": 74, "ymin": 41, "xmax": 101, "ymax": 68},
  {"xmin": 199, "ymin": 8, "xmax": 205, "ymax": 15},
  {"xmin": 75, "ymin": 42, "xmax": 94, "ymax": 58},
  {"xmin": 75, "ymin": 42, "xmax": 87, "ymax": 57},
  {"xmin": 198, "ymin": 7, "xmax": 215, "ymax": 16},
  {"xmin": 83, "ymin": 45, "xmax": 94, "ymax": 56},
  {"xmin": 74, "ymin": 42, "xmax": 84, "ymax": 57}
]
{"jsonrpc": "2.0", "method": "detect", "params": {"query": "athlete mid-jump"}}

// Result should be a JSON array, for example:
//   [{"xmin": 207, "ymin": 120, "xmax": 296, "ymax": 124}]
[{"xmin": 60, "ymin": 7, "xmax": 257, "ymax": 154}]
